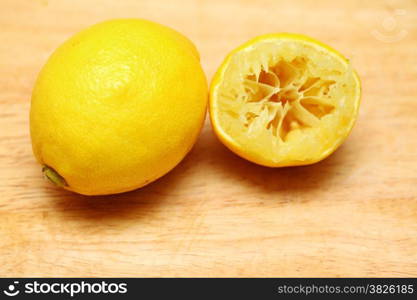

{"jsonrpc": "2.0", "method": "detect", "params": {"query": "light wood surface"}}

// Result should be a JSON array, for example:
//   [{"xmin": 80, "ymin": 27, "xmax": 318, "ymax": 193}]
[{"xmin": 1, "ymin": 0, "xmax": 416, "ymax": 277}]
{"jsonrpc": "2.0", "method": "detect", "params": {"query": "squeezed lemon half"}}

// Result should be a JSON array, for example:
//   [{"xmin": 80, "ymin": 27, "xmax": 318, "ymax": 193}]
[{"xmin": 210, "ymin": 33, "xmax": 361, "ymax": 167}]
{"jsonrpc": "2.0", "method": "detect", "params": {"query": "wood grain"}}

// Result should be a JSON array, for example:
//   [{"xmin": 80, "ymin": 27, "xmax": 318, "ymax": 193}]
[{"xmin": 0, "ymin": 0, "xmax": 416, "ymax": 277}]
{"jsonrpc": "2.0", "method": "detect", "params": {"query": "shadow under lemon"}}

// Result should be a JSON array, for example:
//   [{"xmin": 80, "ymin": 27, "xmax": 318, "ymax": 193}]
[
  {"xmin": 204, "ymin": 125, "xmax": 359, "ymax": 196},
  {"xmin": 47, "ymin": 122, "xmax": 359, "ymax": 222}
]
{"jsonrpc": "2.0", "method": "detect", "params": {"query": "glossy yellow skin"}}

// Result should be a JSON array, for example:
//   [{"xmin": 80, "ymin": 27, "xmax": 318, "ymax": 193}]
[
  {"xmin": 30, "ymin": 19, "xmax": 208, "ymax": 195},
  {"xmin": 210, "ymin": 33, "xmax": 361, "ymax": 167}
]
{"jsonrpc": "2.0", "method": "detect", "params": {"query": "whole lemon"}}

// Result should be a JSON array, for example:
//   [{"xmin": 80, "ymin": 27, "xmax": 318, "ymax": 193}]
[{"xmin": 30, "ymin": 19, "xmax": 208, "ymax": 195}]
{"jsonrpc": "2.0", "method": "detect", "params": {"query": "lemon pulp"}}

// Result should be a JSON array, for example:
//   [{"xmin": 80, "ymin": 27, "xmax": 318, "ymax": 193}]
[{"xmin": 210, "ymin": 34, "xmax": 361, "ymax": 167}]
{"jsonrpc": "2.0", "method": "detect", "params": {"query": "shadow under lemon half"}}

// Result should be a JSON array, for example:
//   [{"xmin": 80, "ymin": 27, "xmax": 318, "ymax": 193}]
[
  {"xmin": 30, "ymin": 19, "xmax": 208, "ymax": 195},
  {"xmin": 209, "ymin": 33, "xmax": 361, "ymax": 167}
]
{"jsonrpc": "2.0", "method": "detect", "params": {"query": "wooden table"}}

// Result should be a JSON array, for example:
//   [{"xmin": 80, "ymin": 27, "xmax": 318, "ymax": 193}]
[{"xmin": 1, "ymin": 0, "xmax": 416, "ymax": 277}]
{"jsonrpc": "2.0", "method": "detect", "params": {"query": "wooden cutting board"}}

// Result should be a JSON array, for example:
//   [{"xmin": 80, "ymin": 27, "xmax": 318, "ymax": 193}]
[{"xmin": 1, "ymin": 0, "xmax": 416, "ymax": 277}]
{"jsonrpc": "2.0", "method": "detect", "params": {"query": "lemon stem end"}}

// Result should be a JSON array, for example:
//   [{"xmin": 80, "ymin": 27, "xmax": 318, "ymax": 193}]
[{"xmin": 42, "ymin": 166, "xmax": 67, "ymax": 187}]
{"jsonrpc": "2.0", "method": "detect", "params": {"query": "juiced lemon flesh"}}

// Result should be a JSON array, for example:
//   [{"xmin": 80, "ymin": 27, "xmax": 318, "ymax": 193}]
[{"xmin": 210, "ymin": 34, "xmax": 361, "ymax": 167}]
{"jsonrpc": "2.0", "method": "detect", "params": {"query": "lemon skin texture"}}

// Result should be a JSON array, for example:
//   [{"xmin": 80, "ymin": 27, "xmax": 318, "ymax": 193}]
[{"xmin": 30, "ymin": 19, "xmax": 208, "ymax": 195}]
